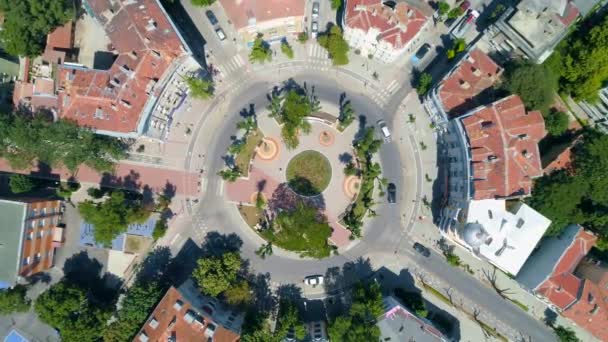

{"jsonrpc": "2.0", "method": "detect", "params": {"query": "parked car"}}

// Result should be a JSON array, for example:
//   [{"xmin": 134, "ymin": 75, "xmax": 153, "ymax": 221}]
[
  {"xmin": 215, "ymin": 27, "xmax": 226, "ymax": 41},
  {"xmin": 413, "ymin": 242, "xmax": 431, "ymax": 257},
  {"xmin": 377, "ymin": 119, "xmax": 391, "ymax": 142},
  {"xmin": 387, "ymin": 183, "xmax": 396, "ymax": 203},
  {"xmin": 312, "ymin": 2, "xmax": 320, "ymax": 19},
  {"xmin": 205, "ymin": 10, "xmax": 218, "ymax": 26},
  {"xmin": 311, "ymin": 21, "xmax": 319, "ymax": 38},
  {"xmin": 304, "ymin": 275, "xmax": 324, "ymax": 286},
  {"xmin": 412, "ymin": 43, "xmax": 431, "ymax": 65}
]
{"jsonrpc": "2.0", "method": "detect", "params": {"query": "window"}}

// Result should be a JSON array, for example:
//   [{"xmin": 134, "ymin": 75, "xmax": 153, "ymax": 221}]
[
  {"xmin": 35, "ymin": 253, "xmax": 41, "ymax": 262},
  {"xmin": 42, "ymin": 208, "xmax": 47, "ymax": 215},
  {"xmin": 27, "ymin": 231, "xmax": 33, "ymax": 240},
  {"xmin": 30, "ymin": 220, "xmax": 36, "ymax": 228},
  {"xmin": 23, "ymin": 256, "xmax": 31, "ymax": 265},
  {"xmin": 516, "ymin": 218, "xmax": 525, "ymax": 228},
  {"xmin": 38, "ymin": 219, "xmax": 45, "ymax": 227},
  {"xmin": 30, "ymin": 208, "xmax": 37, "ymax": 217}
]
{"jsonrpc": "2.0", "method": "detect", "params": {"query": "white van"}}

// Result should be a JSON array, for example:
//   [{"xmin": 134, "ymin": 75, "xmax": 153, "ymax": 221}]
[{"xmin": 378, "ymin": 120, "xmax": 391, "ymax": 142}]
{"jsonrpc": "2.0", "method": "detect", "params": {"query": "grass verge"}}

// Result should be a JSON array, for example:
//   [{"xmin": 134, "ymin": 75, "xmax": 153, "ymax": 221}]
[
  {"xmin": 422, "ymin": 283, "xmax": 452, "ymax": 306},
  {"xmin": 235, "ymin": 129, "xmax": 263, "ymax": 177}
]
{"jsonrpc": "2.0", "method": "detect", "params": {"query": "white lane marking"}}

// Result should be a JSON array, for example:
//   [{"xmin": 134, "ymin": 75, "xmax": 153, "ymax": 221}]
[
  {"xmin": 217, "ymin": 179, "xmax": 225, "ymax": 196},
  {"xmin": 170, "ymin": 233, "xmax": 181, "ymax": 245}
]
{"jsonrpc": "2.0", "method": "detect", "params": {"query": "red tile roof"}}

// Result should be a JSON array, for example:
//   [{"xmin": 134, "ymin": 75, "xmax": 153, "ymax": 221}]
[
  {"xmin": 345, "ymin": 0, "xmax": 428, "ymax": 50},
  {"xmin": 56, "ymin": 0, "xmax": 188, "ymax": 134},
  {"xmin": 439, "ymin": 49, "xmax": 502, "ymax": 116},
  {"xmin": 563, "ymin": 279, "xmax": 608, "ymax": 340},
  {"xmin": 558, "ymin": 1, "xmax": 580, "ymax": 26},
  {"xmin": 536, "ymin": 229, "xmax": 596, "ymax": 310},
  {"xmin": 461, "ymin": 95, "xmax": 547, "ymax": 199},
  {"xmin": 135, "ymin": 286, "xmax": 240, "ymax": 342},
  {"xmin": 43, "ymin": 21, "xmax": 73, "ymax": 64},
  {"xmin": 219, "ymin": 0, "xmax": 305, "ymax": 30},
  {"xmin": 13, "ymin": 80, "xmax": 58, "ymax": 113}
]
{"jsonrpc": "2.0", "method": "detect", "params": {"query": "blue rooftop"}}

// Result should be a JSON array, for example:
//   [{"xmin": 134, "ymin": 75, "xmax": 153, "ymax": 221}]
[
  {"xmin": 4, "ymin": 330, "xmax": 29, "ymax": 342},
  {"xmin": 79, "ymin": 217, "xmax": 156, "ymax": 251}
]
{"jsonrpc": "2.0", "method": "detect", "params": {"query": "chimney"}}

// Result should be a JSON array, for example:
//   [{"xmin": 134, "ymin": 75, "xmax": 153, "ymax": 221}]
[
  {"xmin": 472, "ymin": 67, "xmax": 481, "ymax": 77},
  {"xmin": 459, "ymin": 80, "xmax": 470, "ymax": 89},
  {"xmin": 407, "ymin": 9, "xmax": 413, "ymax": 18},
  {"xmin": 467, "ymin": 55, "xmax": 475, "ymax": 64}
]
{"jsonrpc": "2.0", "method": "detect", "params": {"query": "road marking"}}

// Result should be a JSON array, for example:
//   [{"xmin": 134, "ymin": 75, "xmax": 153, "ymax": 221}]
[
  {"xmin": 217, "ymin": 179, "xmax": 225, "ymax": 196},
  {"xmin": 200, "ymin": 177, "xmax": 207, "ymax": 192},
  {"xmin": 386, "ymin": 80, "xmax": 400, "ymax": 93},
  {"xmin": 170, "ymin": 233, "xmax": 181, "ymax": 245}
]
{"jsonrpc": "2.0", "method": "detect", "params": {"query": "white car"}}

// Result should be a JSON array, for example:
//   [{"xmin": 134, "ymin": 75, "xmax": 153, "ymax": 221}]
[
  {"xmin": 377, "ymin": 119, "xmax": 391, "ymax": 142},
  {"xmin": 215, "ymin": 27, "xmax": 226, "ymax": 41},
  {"xmin": 311, "ymin": 21, "xmax": 319, "ymax": 38},
  {"xmin": 312, "ymin": 2, "xmax": 320, "ymax": 19},
  {"xmin": 304, "ymin": 275, "xmax": 324, "ymax": 286}
]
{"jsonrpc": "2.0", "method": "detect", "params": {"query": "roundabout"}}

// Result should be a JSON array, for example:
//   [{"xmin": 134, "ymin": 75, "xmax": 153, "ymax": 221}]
[{"xmin": 186, "ymin": 66, "xmax": 424, "ymax": 284}]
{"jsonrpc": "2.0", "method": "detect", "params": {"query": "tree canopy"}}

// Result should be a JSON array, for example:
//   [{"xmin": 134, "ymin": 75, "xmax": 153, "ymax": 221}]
[
  {"xmin": 318, "ymin": 25, "xmax": 350, "ymax": 66},
  {"xmin": 268, "ymin": 89, "xmax": 317, "ymax": 149},
  {"xmin": 0, "ymin": 0, "xmax": 73, "ymax": 57},
  {"xmin": 191, "ymin": 0, "xmax": 215, "ymax": 6},
  {"xmin": 553, "ymin": 325, "xmax": 580, "ymax": 342},
  {"xmin": 275, "ymin": 301, "xmax": 306, "ymax": 340},
  {"xmin": 9, "ymin": 174, "xmax": 35, "ymax": 193},
  {"xmin": 185, "ymin": 77, "xmax": 214, "ymax": 99},
  {"xmin": 328, "ymin": 282, "xmax": 383, "ymax": 341},
  {"xmin": 192, "ymin": 252, "xmax": 242, "ymax": 297},
  {"xmin": 78, "ymin": 191, "xmax": 150, "ymax": 246},
  {"xmin": 501, "ymin": 61, "xmax": 557, "ymax": 112},
  {"xmin": 0, "ymin": 112, "xmax": 127, "ymax": 173},
  {"xmin": 529, "ymin": 130, "xmax": 608, "ymax": 238},
  {"xmin": 34, "ymin": 281, "xmax": 109, "ymax": 342},
  {"xmin": 544, "ymin": 110, "xmax": 570, "ymax": 136},
  {"xmin": 0, "ymin": 285, "xmax": 30, "ymax": 315},
  {"xmin": 249, "ymin": 37, "xmax": 272, "ymax": 64}
]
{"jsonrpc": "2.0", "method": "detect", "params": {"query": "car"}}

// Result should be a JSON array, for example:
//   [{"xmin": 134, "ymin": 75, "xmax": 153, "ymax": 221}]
[
  {"xmin": 377, "ymin": 119, "xmax": 391, "ymax": 142},
  {"xmin": 415, "ymin": 43, "xmax": 431, "ymax": 61},
  {"xmin": 215, "ymin": 27, "xmax": 226, "ymax": 41},
  {"xmin": 304, "ymin": 275, "xmax": 324, "ymax": 286},
  {"xmin": 311, "ymin": 21, "xmax": 319, "ymax": 38},
  {"xmin": 387, "ymin": 183, "xmax": 396, "ymax": 203},
  {"xmin": 413, "ymin": 242, "xmax": 431, "ymax": 257},
  {"xmin": 205, "ymin": 10, "xmax": 218, "ymax": 26},
  {"xmin": 312, "ymin": 2, "xmax": 320, "ymax": 19}
]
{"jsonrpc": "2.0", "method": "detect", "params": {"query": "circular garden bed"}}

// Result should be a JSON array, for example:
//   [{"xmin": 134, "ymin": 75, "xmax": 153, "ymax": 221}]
[{"xmin": 286, "ymin": 150, "xmax": 332, "ymax": 196}]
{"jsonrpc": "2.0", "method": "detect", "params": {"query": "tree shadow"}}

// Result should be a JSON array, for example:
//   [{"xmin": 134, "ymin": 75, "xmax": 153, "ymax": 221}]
[
  {"xmin": 257, "ymin": 179, "xmax": 267, "ymax": 192},
  {"xmin": 543, "ymin": 307, "xmax": 558, "ymax": 327},
  {"xmin": 338, "ymin": 153, "xmax": 353, "ymax": 164},
  {"xmin": 200, "ymin": 231, "xmax": 243, "ymax": 257},
  {"xmin": 354, "ymin": 114, "xmax": 368, "ymax": 141},
  {"xmin": 25, "ymin": 272, "xmax": 51, "ymax": 286},
  {"xmin": 268, "ymin": 183, "xmax": 326, "ymax": 213},
  {"xmin": 99, "ymin": 169, "xmax": 142, "ymax": 192},
  {"xmin": 323, "ymin": 257, "xmax": 374, "ymax": 295},
  {"xmin": 63, "ymin": 251, "xmax": 122, "ymax": 308},
  {"xmin": 248, "ymin": 272, "xmax": 277, "ymax": 314},
  {"xmin": 276, "ymin": 283, "xmax": 304, "ymax": 304},
  {"xmin": 162, "ymin": 182, "xmax": 177, "ymax": 200},
  {"xmin": 222, "ymin": 154, "xmax": 236, "ymax": 168},
  {"xmin": 142, "ymin": 185, "xmax": 155, "ymax": 210},
  {"xmin": 239, "ymin": 103, "xmax": 257, "ymax": 119},
  {"xmin": 135, "ymin": 246, "xmax": 173, "ymax": 285}
]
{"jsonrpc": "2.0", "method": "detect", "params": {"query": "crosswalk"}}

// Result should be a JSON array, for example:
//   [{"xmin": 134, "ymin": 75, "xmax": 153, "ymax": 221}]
[
  {"xmin": 370, "ymin": 79, "xmax": 401, "ymax": 107},
  {"xmin": 213, "ymin": 54, "xmax": 246, "ymax": 80},
  {"xmin": 307, "ymin": 44, "xmax": 331, "ymax": 69}
]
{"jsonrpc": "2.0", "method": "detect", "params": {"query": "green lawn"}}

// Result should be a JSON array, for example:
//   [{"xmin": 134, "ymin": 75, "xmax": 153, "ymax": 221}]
[
  {"xmin": 261, "ymin": 203, "xmax": 332, "ymax": 259},
  {"xmin": 235, "ymin": 129, "xmax": 263, "ymax": 177},
  {"xmin": 286, "ymin": 150, "xmax": 332, "ymax": 196}
]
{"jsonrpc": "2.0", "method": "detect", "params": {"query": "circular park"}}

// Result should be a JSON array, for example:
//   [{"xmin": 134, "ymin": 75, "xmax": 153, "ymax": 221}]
[{"xmin": 286, "ymin": 150, "xmax": 332, "ymax": 196}]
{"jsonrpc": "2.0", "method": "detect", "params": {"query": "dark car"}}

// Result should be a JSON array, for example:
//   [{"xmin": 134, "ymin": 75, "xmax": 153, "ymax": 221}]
[
  {"xmin": 387, "ymin": 183, "xmax": 396, "ymax": 203},
  {"xmin": 206, "ymin": 10, "xmax": 219, "ymax": 26},
  {"xmin": 413, "ymin": 242, "xmax": 431, "ymax": 257},
  {"xmin": 415, "ymin": 43, "xmax": 431, "ymax": 60}
]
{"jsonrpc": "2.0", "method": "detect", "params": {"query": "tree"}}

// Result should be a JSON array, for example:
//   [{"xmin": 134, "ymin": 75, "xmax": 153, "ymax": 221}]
[
  {"xmin": 103, "ymin": 282, "xmax": 163, "ymax": 342},
  {"xmin": 280, "ymin": 41, "xmax": 294, "ymax": 59},
  {"xmin": 0, "ymin": 285, "xmax": 30, "ymax": 315},
  {"xmin": 152, "ymin": 218, "xmax": 168, "ymax": 241},
  {"xmin": 275, "ymin": 301, "xmax": 306, "ymax": 340},
  {"xmin": 553, "ymin": 325, "xmax": 580, "ymax": 342},
  {"xmin": 78, "ymin": 191, "xmax": 150, "ymax": 246},
  {"xmin": 249, "ymin": 36, "xmax": 272, "ymax": 64},
  {"xmin": 224, "ymin": 280, "xmax": 252, "ymax": 306},
  {"xmin": 393, "ymin": 288, "xmax": 427, "ymax": 318},
  {"xmin": 237, "ymin": 116, "xmax": 258, "ymax": 136},
  {"xmin": 438, "ymin": 2, "xmax": 450, "ymax": 16},
  {"xmin": 228, "ymin": 139, "xmax": 246, "ymax": 154},
  {"xmin": 0, "ymin": 0, "xmax": 74, "ymax": 57},
  {"xmin": 415, "ymin": 72, "xmax": 433, "ymax": 96},
  {"xmin": 344, "ymin": 162, "xmax": 358, "ymax": 176},
  {"xmin": 544, "ymin": 110, "xmax": 569, "ymax": 136},
  {"xmin": 273, "ymin": 89, "xmax": 313, "ymax": 149},
  {"xmin": 255, "ymin": 242, "xmax": 273, "ymax": 259},
  {"xmin": 218, "ymin": 166, "xmax": 242, "ymax": 182},
  {"xmin": 297, "ymin": 32, "xmax": 309, "ymax": 44},
  {"xmin": 255, "ymin": 192, "xmax": 266, "ymax": 209},
  {"xmin": 339, "ymin": 101, "xmax": 355, "ymax": 130},
  {"xmin": 454, "ymin": 38, "xmax": 466, "ymax": 53},
  {"xmin": 185, "ymin": 76, "xmax": 214, "ymax": 99},
  {"xmin": 35, "ymin": 281, "xmax": 109, "ymax": 342},
  {"xmin": 192, "ymin": 252, "xmax": 242, "ymax": 297},
  {"xmin": 318, "ymin": 25, "xmax": 350, "ymax": 65},
  {"xmin": 9, "ymin": 174, "xmax": 35, "ymax": 193},
  {"xmin": 328, "ymin": 282, "xmax": 382, "ymax": 341},
  {"xmin": 87, "ymin": 187, "xmax": 104, "ymax": 199},
  {"xmin": 502, "ymin": 61, "xmax": 557, "ymax": 112},
  {"xmin": 191, "ymin": 0, "xmax": 215, "ymax": 6},
  {"xmin": 330, "ymin": 0, "xmax": 342, "ymax": 10},
  {"xmin": 328, "ymin": 316, "xmax": 352, "ymax": 342},
  {"xmin": 447, "ymin": 7, "xmax": 464, "ymax": 19},
  {"xmin": 0, "ymin": 113, "xmax": 126, "ymax": 173}
]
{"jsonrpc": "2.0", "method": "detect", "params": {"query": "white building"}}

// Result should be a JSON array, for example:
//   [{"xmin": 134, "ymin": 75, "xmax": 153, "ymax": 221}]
[
  {"xmin": 343, "ymin": 0, "xmax": 430, "ymax": 63},
  {"xmin": 459, "ymin": 199, "xmax": 551, "ymax": 276}
]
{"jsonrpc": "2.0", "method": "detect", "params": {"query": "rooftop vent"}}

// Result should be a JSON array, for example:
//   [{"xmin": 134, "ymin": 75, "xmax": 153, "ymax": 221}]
[
  {"xmin": 471, "ymin": 67, "xmax": 481, "ymax": 77},
  {"xmin": 129, "ymin": 51, "xmax": 138, "ymax": 60},
  {"xmin": 459, "ymin": 80, "xmax": 470, "ymax": 89},
  {"xmin": 487, "ymin": 155, "xmax": 498, "ymax": 162},
  {"xmin": 516, "ymin": 218, "xmax": 525, "ymax": 228},
  {"xmin": 481, "ymin": 121, "xmax": 494, "ymax": 128},
  {"xmin": 184, "ymin": 310, "xmax": 196, "ymax": 324},
  {"xmin": 120, "ymin": 99, "xmax": 132, "ymax": 108},
  {"xmin": 467, "ymin": 55, "xmax": 476, "ymax": 64},
  {"xmin": 146, "ymin": 19, "xmax": 157, "ymax": 31}
]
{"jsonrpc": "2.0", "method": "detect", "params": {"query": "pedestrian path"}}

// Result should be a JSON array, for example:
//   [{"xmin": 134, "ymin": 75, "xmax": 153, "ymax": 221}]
[
  {"xmin": 212, "ymin": 54, "xmax": 246, "ymax": 81},
  {"xmin": 307, "ymin": 43, "xmax": 332, "ymax": 70}
]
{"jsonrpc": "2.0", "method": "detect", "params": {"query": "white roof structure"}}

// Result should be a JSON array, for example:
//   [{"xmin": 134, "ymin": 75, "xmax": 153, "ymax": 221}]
[{"xmin": 462, "ymin": 199, "xmax": 551, "ymax": 275}]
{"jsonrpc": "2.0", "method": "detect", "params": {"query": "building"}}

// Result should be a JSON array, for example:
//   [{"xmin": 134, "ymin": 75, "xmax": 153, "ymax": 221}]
[
  {"xmin": 439, "ymin": 95, "xmax": 547, "ymax": 231},
  {"xmin": 378, "ymin": 296, "xmax": 447, "ymax": 342},
  {"xmin": 0, "ymin": 198, "xmax": 64, "ymax": 289},
  {"xmin": 343, "ymin": 0, "xmax": 430, "ymax": 63},
  {"xmin": 135, "ymin": 279, "xmax": 243, "ymax": 342},
  {"xmin": 219, "ymin": 0, "xmax": 305, "ymax": 44},
  {"xmin": 52, "ymin": 0, "xmax": 197, "ymax": 138},
  {"xmin": 483, "ymin": 0, "xmax": 579, "ymax": 64},
  {"xmin": 459, "ymin": 199, "xmax": 551, "ymax": 275},
  {"xmin": 424, "ymin": 49, "xmax": 502, "ymax": 123},
  {"xmin": 517, "ymin": 225, "xmax": 608, "ymax": 341}
]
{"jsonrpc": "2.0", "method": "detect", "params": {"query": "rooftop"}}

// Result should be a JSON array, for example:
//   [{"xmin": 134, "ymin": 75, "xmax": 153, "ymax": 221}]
[
  {"xmin": 79, "ymin": 216, "xmax": 156, "ymax": 251},
  {"xmin": 345, "ymin": 0, "xmax": 428, "ymax": 50},
  {"xmin": 0, "ymin": 200, "xmax": 27, "ymax": 288},
  {"xmin": 219, "ymin": 0, "xmax": 305, "ymax": 30},
  {"xmin": 463, "ymin": 199, "xmax": 551, "ymax": 275},
  {"xmin": 379, "ymin": 296, "xmax": 447, "ymax": 342},
  {"xmin": 461, "ymin": 95, "xmax": 546, "ymax": 200},
  {"xmin": 135, "ymin": 279, "xmax": 241, "ymax": 342},
  {"xmin": 43, "ymin": 21, "xmax": 73, "ymax": 64},
  {"xmin": 438, "ymin": 49, "xmax": 502, "ymax": 117},
  {"xmin": 56, "ymin": 0, "xmax": 189, "ymax": 135}
]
